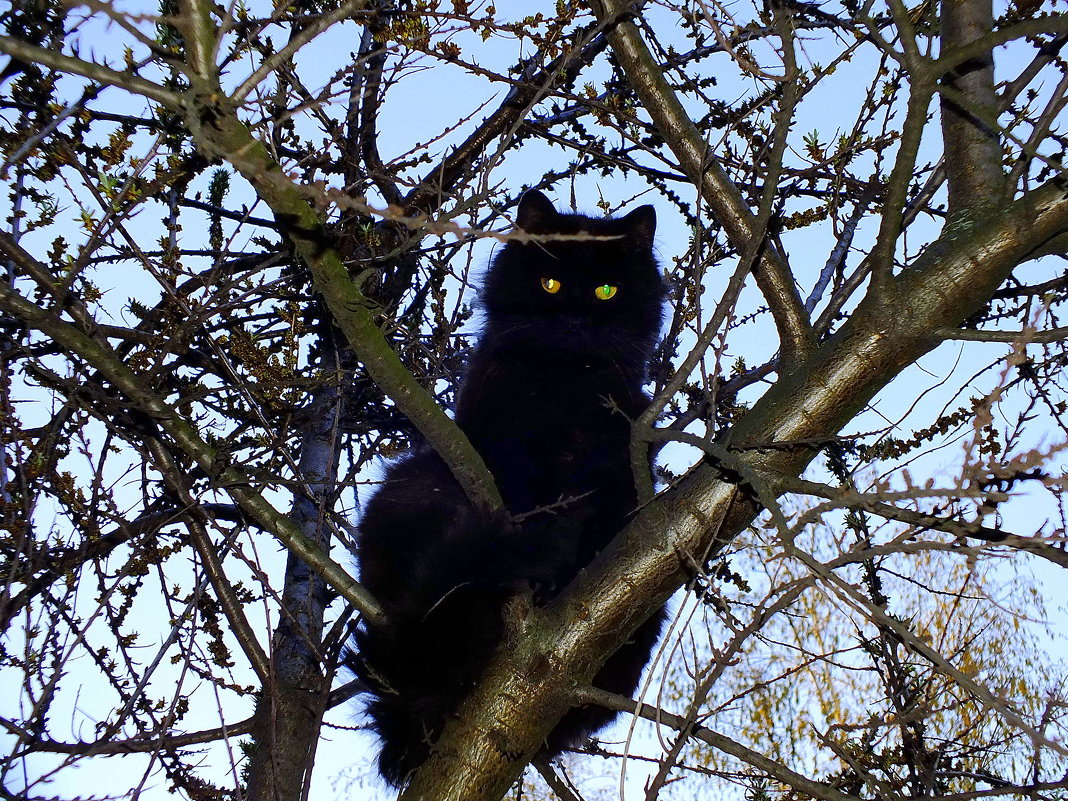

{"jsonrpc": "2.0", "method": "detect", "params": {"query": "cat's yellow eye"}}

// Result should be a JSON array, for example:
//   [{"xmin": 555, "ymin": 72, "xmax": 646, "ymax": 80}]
[
  {"xmin": 541, "ymin": 277, "xmax": 561, "ymax": 294},
  {"xmin": 594, "ymin": 284, "xmax": 618, "ymax": 301}
]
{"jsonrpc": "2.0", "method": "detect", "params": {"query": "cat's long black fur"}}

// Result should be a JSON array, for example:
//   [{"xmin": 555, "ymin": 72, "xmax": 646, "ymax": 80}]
[{"xmin": 351, "ymin": 190, "xmax": 668, "ymax": 787}]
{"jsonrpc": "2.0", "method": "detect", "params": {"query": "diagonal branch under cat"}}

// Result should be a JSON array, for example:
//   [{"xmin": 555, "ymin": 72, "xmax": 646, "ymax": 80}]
[
  {"xmin": 392, "ymin": 171, "xmax": 1068, "ymax": 801},
  {"xmin": 349, "ymin": 189, "xmax": 669, "ymax": 788}
]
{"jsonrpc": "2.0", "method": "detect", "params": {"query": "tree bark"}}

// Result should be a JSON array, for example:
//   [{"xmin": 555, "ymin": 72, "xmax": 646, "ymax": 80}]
[
  {"xmin": 247, "ymin": 382, "xmax": 343, "ymax": 801},
  {"xmin": 940, "ymin": 0, "xmax": 1006, "ymax": 215}
]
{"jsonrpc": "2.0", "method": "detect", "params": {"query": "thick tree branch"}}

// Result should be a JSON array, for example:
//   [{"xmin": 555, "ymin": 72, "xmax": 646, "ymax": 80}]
[
  {"xmin": 176, "ymin": 0, "xmax": 218, "ymax": 82},
  {"xmin": 246, "ymin": 380, "xmax": 347, "ymax": 801},
  {"xmin": 933, "ymin": 15, "xmax": 1068, "ymax": 78},
  {"xmin": 183, "ymin": 95, "xmax": 504, "ymax": 514},
  {"xmin": 590, "ymin": 0, "xmax": 817, "ymax": 367},
  {"xmin": 399, "ymin": 177, "xmax": 1068, "ymax": 800},
  {"xmin": 939, "ymin": 0, "xmax": 1005, "ymax": 216}
]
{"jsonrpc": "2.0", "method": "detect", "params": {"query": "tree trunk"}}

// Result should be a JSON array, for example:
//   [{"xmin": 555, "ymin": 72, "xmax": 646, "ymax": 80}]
[{"xmin": 246, "ymin": 379, "xmax": 343, "ymax": 801}]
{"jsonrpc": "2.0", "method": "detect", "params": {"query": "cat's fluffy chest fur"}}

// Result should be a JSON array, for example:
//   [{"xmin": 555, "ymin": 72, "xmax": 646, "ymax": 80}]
[
  {"xmin": 351, "ymin": 190, "xmax": 667, "ymax": 787},
  {"xmin": 455, "ymin": 354, "xmax": 645, "ymax": 517}
]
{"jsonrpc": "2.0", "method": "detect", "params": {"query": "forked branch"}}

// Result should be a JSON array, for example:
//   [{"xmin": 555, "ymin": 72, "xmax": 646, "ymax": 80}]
[{"xmin": 590, "ymin": 0, "xmax": 817, "ymax": 367}]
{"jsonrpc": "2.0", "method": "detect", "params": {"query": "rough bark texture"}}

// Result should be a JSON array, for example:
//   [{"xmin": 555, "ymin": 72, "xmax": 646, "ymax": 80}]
[
  {"xmin": 246, "ymin": 384, "xmax": 341, "ymax": 801},
  {"xmin": 940, "ymin": 0, "xmax": 1006, "ymax": 215}
]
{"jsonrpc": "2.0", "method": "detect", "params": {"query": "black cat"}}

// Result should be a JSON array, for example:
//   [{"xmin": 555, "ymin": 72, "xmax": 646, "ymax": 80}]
[{"xmin": 352, "ymin": 190, "xmax": 668, "ymax": 787}]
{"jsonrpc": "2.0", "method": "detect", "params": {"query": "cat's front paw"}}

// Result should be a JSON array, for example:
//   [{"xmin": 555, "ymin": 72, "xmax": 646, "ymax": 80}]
[
  {"xmin": 497, "ymin": 564, "xmax": 561, "ymax": 604},
  {"xmin": 528, "ymin": 577, "xmax": 564, "ymax": 605},
  {"xmin": 514, "ymin": 531, "xmax": 585, "ymax": 603}
]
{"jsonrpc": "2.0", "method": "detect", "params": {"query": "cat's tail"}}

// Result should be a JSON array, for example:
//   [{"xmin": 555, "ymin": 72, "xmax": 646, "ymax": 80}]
[
  {"xmin": 347, "ymin": 625, "xmax": 463, "ymax": 787},
  {"xmin": 347, "ymin": 575, "xmax": 512, "ymax": 788}
]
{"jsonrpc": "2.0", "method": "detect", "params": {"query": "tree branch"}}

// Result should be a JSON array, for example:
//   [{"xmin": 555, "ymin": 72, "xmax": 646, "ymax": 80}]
[
  {"xmin": 0, "ymin": 281, "xmax": 388, "ymax": 627},
  {"xmin": 939, "ymin": 0, "xmax": 1005, "ymax": 217},
  {"xmin": 3, "ymin": 714, "xmax": 255, "ymax": 755},
  {"xmin": 143, "ymin": 438, "xmax": 272, "ymax": 683},
  {"xmin": 867, "ymin": 80, "xmax": 936, "ymax": 288},
  {"xmin": 933, "ymin": 15, "xmax": 1068, "ymax": 78},
  {"xmin": 183, "ymin": 95, "xmax": 505, "ymax": 515},
  {"xmin": 578, "ymin": 687, "xmax": 864, "ymax": 801},
  {"xmin": 398, "ymin": 177, "xmax": 1068, "ymax": 800},
  {"xmin": 788, "ymin": 540, "xmax": 1068, "ymax": 758},
  {"xmin": 400, "ymin": 20, "xmax": 610, "ymax": 216},
  {"xmin": 0, "ymin": 34, "xmax": 179, "ymax": 107},
  {"xmin": 230, "ymin": 0, "xmax": 371, "ymax": 104},
  {"xmin": 936, "ymin": 325, "xmax": 1068, "ymax": 344},
  {"xmin": 0, "ymin": 501, "xmax": 250, "ymax": 632},
  {"xmin": 590, "ymin": 0, "xmax": 817, "ymax": 367},
  {"xmin": 778, "ymin": 474, "xmax": 1068, "ymax": 570}
]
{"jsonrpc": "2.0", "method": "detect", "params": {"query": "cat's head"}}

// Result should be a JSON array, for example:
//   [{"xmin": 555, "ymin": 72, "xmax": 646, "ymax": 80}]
[{"xmin": 479, "ymin": 191, "xmax": 666, "ymax": 363}]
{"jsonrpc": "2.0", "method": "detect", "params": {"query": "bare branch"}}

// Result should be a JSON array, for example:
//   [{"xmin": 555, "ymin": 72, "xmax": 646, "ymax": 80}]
[
  {"xmin": 590, "ymin": 0, "xmax": 817, "ymax": 366},
  {"xmin": 400, "ymin": 20, "xmax": 610, "ymax": 216},
  {"xmin": 0, "ymin": 34, "xmax": 179, "ymax": 107},
  {"xmin": 778, "ymin": 473, "xmax": 1068, "ymax": 570},
  {"xmin": 2, "ymin": 715, "xmax": 255, "ymax": 755},
  {"xmin": 937, "ymin": 325, "xmax": 1068, "ymax": 344},
  {"xmin": 230, "ymin": 1, "xmax": 372, "ymax": 104},
  {"xmin": 0, "ymin": 280, "xmax": 388, "ymax": 626},
  {"xmin": 579, "ymin": 687, "xmax": 864, "ymax": 801}
]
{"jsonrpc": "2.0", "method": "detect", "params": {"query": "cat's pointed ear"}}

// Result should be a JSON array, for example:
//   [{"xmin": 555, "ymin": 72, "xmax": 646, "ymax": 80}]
[
  {"xmin": 621, "ymin": 205, "xmax": 656, "ymax": 246},
  {"xmin": 516, "ymin": 190, "xmax": 558, "ymax": 231}
]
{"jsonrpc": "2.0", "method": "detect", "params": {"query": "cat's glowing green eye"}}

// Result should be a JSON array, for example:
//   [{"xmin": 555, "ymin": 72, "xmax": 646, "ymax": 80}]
[
  {"xmin": 594, "ymin": 284, "xmax": 618, "ymax": 301},
  {"xmin": 541, "ymin": 277, "xmax": 561, "ymax": 294}
]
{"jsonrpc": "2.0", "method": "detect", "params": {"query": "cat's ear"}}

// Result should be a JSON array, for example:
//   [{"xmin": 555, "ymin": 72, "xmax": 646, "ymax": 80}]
[
  {"xmin": 516, "ymin": 190, "xmax": 558, "ymax": 231},
  {"xmin": 621, "ymin": 205, "xmax": 656, "ymax": 246}
]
